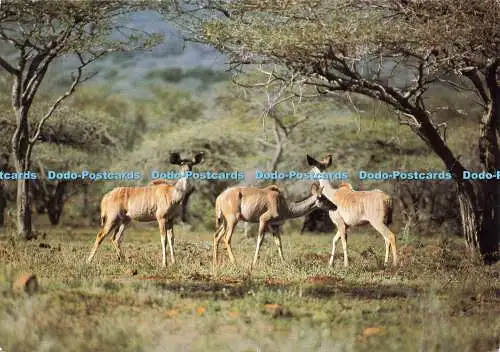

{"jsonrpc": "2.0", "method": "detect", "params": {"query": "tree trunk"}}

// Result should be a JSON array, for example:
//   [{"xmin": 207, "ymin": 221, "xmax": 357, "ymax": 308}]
[
  {"xmin": 457, "ymin": 179, "xmax": 499, "ymax": 263},
  {"xmin": 0, "ymin": 153, "xmax": 9, "ymax": 228},
  {"xmin": 81, "ymin": 182, "xmax": 91, "ymax": 226},
  {"xmin": 47, "ymin": 181, "xmax": 66, "ymax": 225},
  {"xmin": 409, "ymin": 93, "xmax": 499, "ymax": 263},
  {"xmin": 15, "ymin": 177, "xmax": 33, "ymax": 239},
  {"xmin": 12, "ymin": 107, "xmax": 34, "ymax": 240},
  {"xmin": 463, "ymin": 65, "xmax": 500, "ymax": 263},
  {"xmin": 0, "ymin": 185, "xmax": 6, "ymax": 227}
]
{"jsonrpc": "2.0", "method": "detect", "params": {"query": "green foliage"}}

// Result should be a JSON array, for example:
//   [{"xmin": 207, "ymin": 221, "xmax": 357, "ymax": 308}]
[
  {"xmin": 197, "ymin": 0, "xmax": 497, "ymax": 71},
  {"xmin": 0, "ymin": 0, "xmax": 164, "ymax": 55},
  {"xmin": 139, "ymin": 86, "xmax": 205, "ymax": 127},
  {"xmin": 184, "ymin": 67, "xmax": 232, "ymax": 89},
  {"xmin": 0, "ymin": 0, "xmax": 165, "ymax": 164},
  {"xmin": 146, "ymin": 67, "xmax": 184, "ymax": 83},
  {"xmin": 66, "ymin": 86, "xmax": 143, "ymax": 150},
  {"xmin": 144, "ymin": 67, "xmax": 232, "ymax": 90},
  {"xmin": 0, "ymin": 82, "xmax": 126, "ymax": 163}
]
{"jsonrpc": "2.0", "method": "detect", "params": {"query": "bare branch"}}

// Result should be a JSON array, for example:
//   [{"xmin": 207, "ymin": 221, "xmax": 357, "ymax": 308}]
[
  {"xmin": 23, "ymin": 23, "xmax": 79, "ymax": 105},
  {"xmin": 0, "ymin": 55, "xmax": 19, "ymax": 75},
  {"xmin": 286, "ymin": 115, "xmax": 310, "ymax": 132},
  {"xmin": 269, "ymin": 119, "xmax": 284, "ymax": 171},
  {"xmin": 461, "ymin": 68, "xmax": 490, "ymax": 104},
  {"xmin": 436, "ymin": 122, "xmax": 447, "ymax": 143},
  {"xmin": 232, "ymin": 74, "xmax": 276, "ymax": 88},
  {"xmin": 28, "ymin": 54, "xmax": 89, "ymax": 144},
  {"xmin": 0, "ymin": 28, "xmax": 25, "ymax": 48},
  {"xmin": 398, "ymin": 111, "xmax": 421, "ymax": 129}
]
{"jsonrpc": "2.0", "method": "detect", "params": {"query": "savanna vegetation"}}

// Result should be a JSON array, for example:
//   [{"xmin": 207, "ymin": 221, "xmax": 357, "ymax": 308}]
[{"xmin": 0, "ymin": 1, "xmax": 499, "ymax": 351}]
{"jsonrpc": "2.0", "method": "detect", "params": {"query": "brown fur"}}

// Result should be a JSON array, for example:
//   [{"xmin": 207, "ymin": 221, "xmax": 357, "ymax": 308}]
[
  {"xmin": 265, "ymin": 185, "xmax": 281, "ymax": 192},
  {"xmin": 337, "ymin": 182, "xmax": 353, "ymax": 190},
  {"xmin": 212, "ymin": 184, "xmax": 337, "ymax": 269},
  {"xmin": 86, "ymin": 152, "xmax": 204, "ymax": 267},
  {"xmin": 150, "ymin": 179, "xmax": 173, "ymax": 185},
  {"xmin": 329, "ymin": 183, "xmax": 393, "ymax": 227},
  {"xmin": 307, "ymin": 154, "xmax": 398, "ymax": 267}
]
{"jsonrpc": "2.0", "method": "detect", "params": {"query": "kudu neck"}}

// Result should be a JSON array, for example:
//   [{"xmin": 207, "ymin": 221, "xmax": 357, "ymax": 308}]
[
  {"xmin": 310, "ymin": 167, "xmax": 337, "ymax": 197},
  {"xmin": 173, "ymin": 174, "xmax": 193, "ymax": 202},
  {"xmin": 286, "ymin": 194, "xmax": 318, "ymax": 218}
]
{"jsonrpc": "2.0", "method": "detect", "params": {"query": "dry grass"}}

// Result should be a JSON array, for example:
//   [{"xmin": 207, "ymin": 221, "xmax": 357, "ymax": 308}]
[{"xmin": 0, "ymin": 225, "xmax": 499, "ymax": 352}]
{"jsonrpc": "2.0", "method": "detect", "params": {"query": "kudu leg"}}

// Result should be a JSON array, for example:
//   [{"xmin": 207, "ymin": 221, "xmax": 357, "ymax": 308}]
[
  {"xmin": 213, "ymin": 224, "xmax": 225, "ymax": 267},
  {"xmin": 251, "ymin": 220, "xmax": 269, "ymax": 269},
  {"xmin": 166, "ymin": 220, "xmax": 175, "ymax": 265},
  {"xmin": 158, "ymin": 218, "xmax": 168, "ymax": 268},
  {"xmin": 223, "ymin": 218, "xmax": 238, "ymax": 264},
  {"xmin": 328, "ymin": 214, "xmax": 348, "ymax": 267},
  {"xmin": 340, "ymin": 227, "xmax": 348, "ymax": 267},
  {"xmin": 87, "ymin": 219, "xmax": 118, "ymax": 264},
  {"xmin": 112, "ymin": 222, "xmax": 128, "ymax": 261},
  {"xmin": 270, "ymin": 225, "xmax": 285, "ymax": 263},
  {"xmin": 369, "ymin": 221, "xmax": 398, "ymax": 266},
  {"xmin": 383, "ymin": 237, "xmax": 390, "ymax": 264},
  {"xmin": 329, "ymin": 232, "xmax": 341, "ymax": 267}
]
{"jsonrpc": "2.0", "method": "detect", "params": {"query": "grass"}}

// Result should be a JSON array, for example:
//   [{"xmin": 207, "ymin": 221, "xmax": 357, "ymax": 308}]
[{"xmin": 0, "ymin": 225, "xmax": 499, "ymax": 352}]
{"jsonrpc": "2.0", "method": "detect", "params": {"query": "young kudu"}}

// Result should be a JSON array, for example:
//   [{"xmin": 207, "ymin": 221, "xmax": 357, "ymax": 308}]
[
  {"xmin": 307, "ymin": 154, "xmax": 398, "ymax": 267},
  {"xmin": 86, "ymin": 152, "xmax": 204, "ymax": 267},
  {"xmin": 213, "ymin": 183, "xmax": 337, "ymax": 268}
]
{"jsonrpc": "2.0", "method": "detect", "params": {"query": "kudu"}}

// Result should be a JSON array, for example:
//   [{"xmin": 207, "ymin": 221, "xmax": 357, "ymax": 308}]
[
  {"xmin": 86, "ymin": 152, "xmax": 204, "ymax": 267},
  {"xmin": 213, "ymin": 183, "xmax": 337, "ymax": 268},
  {"xmin": 307, "ymin": 154, "xmax": 398, "ymax": 267}
]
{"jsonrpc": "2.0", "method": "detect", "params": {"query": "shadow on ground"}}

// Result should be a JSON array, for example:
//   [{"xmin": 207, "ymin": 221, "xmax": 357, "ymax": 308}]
[{"xmin": 118, "ymin": 274, "xmax": 421, "ymax": 301}]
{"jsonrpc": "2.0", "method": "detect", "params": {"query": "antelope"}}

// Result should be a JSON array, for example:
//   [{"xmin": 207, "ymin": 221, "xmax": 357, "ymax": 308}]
[
  {"xmin": 306, "ymin": 154, "xmax": 398, "ymax": 267},
  {"xmin": 149, "ymin": 179, "xmax": 193, "ymax": 222},
  {"xmin": 86, "ymin": 152, "xmax": 204, "ymax": 267},
  {"xmin": 213, "ymin": 183, "xmax": 337, "ymax": 268}
]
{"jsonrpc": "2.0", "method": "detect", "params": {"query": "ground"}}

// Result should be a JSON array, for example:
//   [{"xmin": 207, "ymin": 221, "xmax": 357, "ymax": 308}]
[{"xmin": 0, "ymin": 223, "xmax": 499, "ymax": 352}]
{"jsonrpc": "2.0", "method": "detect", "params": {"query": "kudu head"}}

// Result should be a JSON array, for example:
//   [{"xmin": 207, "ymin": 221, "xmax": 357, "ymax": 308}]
[
  {"xmin": 170, "ymin": 152, "xmax": 204, "ymax": 173},
  {"xmin": 306, "ymin": 153, "xmax": 332, "ymax": 172},
  {"xmin": 310, "ymin": 182, "xmax": 337, "ymax": 212}
]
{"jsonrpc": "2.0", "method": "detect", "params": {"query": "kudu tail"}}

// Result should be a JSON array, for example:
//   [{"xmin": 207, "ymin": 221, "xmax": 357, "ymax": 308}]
[
  {"xmin": 384, "ymin": 196, "xmax": 393, "ymax": 226},
  {"xmin": 215, "ymin": 202, "xmax": 222, "ymax": 229}
]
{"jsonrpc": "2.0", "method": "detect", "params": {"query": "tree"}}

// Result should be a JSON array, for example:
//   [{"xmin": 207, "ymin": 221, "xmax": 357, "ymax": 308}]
[
  {"xmin": 0, "ymin": 152, "xmax": 10, "ymax": 227},
  {"xmin": 167, "ymin": 0, "xmax": 500, "ymax": 263},
  {"xmin": 0, "ymin": 96, "xmax": 127, "ymax": 227},
  {"xmin": 0, "ymin": 0, "xmax": 162, "ymax": 239}
]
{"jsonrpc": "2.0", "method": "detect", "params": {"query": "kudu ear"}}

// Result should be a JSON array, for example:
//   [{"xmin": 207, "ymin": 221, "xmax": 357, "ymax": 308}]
[
  {"xmin": 310, "ymin": 182, "xmax": 320, "ymax": 194},
  {"xmin": 321, "ymin": 153, "xmax": 332, "ymax": 168},
  {"xmin": 192, "ymin": 152, "xmax": 204, "ymax": 165},
  {"xmin": 306, "ymin": 154, "xmax": 320, "ymax": 167},
  {"xmin": 169, "ymin": 152, "xmax": 182, "ymax": 165}
]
